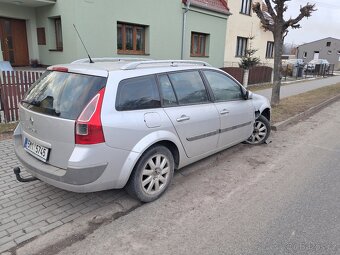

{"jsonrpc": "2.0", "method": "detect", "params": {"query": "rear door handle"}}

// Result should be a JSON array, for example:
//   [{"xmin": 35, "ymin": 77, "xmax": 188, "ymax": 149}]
[
  {"xmin": 176, "ymin": 115, "xmax": 190, "ymax": 122},
  {"xmin": 220, "ymin": 109, "xmax": 229, "ymax": 115}
]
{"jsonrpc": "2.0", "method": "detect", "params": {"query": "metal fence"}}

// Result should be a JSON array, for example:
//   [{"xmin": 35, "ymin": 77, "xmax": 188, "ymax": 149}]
[
  {"xmin": 282, "ymin": 64, "xmax": 335, "ymax": 81},
  {"xmin": 0, "ymin": 71, "xmax": 43, "ymax": 123}
]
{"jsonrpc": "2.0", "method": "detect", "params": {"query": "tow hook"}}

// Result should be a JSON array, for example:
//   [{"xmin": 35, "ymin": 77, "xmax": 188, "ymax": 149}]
[{"xmin": 13, "ymin": 167, "xmax": 39, "ymax": 182}]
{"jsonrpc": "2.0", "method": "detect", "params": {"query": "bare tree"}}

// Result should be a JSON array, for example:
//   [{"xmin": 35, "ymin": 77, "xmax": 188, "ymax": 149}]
[{"xmin": 252, "ymin": 0, "xmax": 316, "ymax": 106}]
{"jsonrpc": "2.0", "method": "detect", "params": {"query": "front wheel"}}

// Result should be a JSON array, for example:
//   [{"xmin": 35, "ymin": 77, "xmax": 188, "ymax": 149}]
[
  {"xmin": 125, "ymin": 146, "xmax": 174, "ymax": 202},
  {"xmin": 245, "ymin": 115, "xmax": 271, "ymax": 145}
]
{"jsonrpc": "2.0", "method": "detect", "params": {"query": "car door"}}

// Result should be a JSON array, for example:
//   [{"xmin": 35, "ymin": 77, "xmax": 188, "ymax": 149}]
[
  {"xmin": 159, "ymin": 71, "xmax": 220, "ymax": 158},
  {"xmin": 202, "ymin": 70, "xmax": 254, "ymax": 148}
]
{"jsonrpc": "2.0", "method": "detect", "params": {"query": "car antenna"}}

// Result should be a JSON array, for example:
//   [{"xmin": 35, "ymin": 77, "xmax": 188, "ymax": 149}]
[{"xmin": 73, "ymin": 24, "xmax": 94, "ymax": 63}]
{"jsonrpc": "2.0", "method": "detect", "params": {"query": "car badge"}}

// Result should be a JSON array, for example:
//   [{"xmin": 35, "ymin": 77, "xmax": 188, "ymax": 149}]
[{"xmin": 29, "ymin": 116, "xmax": 34, "ymax": 126}]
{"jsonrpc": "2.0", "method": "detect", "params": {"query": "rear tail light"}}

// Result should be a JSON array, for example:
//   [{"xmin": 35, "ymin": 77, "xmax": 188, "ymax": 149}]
[{"xmin": 75, "ymin": 88, "xmax": 105, "ymax": 145}]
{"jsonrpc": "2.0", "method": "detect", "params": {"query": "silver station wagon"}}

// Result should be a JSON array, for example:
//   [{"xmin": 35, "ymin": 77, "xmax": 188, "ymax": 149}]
[{"xmin": 13, "ymin": 59, "xmax": 271, "ymax": 202}]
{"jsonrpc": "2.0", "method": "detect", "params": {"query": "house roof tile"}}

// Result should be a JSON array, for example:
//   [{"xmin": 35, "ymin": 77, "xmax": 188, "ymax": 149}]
[{"xmin": 183, "ymin": 0, "xmax": 230, "ymax": 15}]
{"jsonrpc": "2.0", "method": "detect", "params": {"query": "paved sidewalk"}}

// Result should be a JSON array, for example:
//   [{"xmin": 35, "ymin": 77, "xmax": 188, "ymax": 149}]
[
  {"xmin": 0, "ymin": 139, "xmax": 125, "ymax": 253},
  {"xmin": 255, "ymin": 75, "xmax": 340, "ymax": 100}
]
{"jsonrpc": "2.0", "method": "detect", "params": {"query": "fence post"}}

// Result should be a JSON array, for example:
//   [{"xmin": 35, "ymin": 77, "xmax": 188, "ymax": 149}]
[
  {"xmin": 271, "ymin": 69, "xmax": 274, "ymax": 84},
  {"xmin": 243, "ymin": 69, "xmax": 249, "ymax": 88}
]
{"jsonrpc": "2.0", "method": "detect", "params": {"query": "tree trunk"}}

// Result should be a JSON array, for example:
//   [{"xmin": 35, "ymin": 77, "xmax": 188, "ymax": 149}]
[{"xmin": 271, "ymin": 31, "xmax": 284, "ymax": 106}]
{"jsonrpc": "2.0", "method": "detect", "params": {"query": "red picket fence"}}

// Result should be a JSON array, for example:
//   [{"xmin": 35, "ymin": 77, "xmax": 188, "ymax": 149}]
[
  {"xmin": 220, "ymin": 67, "xmax": 244, "ymax": 84},
  {"xmin": 248, "ymin": 66, "xmax": 272, "ymax": 85},
  {"xmin": 0, "ymin": 71, "xmax": 44, "ymax": 123}
]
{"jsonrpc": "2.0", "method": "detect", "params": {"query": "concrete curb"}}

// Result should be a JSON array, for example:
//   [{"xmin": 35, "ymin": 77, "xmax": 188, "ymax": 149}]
[{"xmin": 271, "ymin": 94, "xmax": 340, "ymax": 131}]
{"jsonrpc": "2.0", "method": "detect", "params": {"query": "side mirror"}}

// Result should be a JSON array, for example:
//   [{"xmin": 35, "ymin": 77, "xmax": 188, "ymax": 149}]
[{"xmin": 245, "ymin": 90, "xmax": 253, "ymax": 100}]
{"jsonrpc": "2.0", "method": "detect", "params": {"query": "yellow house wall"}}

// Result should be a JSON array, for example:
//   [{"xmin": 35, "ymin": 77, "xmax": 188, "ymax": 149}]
[{"xmin": 224, "ymin": 0, "xmax": 274, "ymax": 67}]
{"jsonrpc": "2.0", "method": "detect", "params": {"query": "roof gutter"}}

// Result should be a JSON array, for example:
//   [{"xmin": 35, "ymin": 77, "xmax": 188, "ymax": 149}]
[{"xmin": 181, "ymin": 0, "xmax": 191, "ymax": 60}]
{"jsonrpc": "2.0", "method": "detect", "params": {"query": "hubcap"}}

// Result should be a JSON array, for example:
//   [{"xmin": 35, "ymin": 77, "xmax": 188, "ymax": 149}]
[
  {"xmin": 248, "ymin": 120, "xmax": 267, "ymax": 144},
  {"xmin": 141, "ymin": 154, "xmax": 170, "ymax": 195}
]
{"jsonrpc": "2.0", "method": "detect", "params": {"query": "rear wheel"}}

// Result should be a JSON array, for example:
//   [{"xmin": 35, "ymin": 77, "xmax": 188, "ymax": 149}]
[
  {"xmin": 245, "ymin": 115, "xmax": 271, "ymax": 145},
  {"xmin": 126, "ymin": 146, "xmax": 174, "ymax": 202}
]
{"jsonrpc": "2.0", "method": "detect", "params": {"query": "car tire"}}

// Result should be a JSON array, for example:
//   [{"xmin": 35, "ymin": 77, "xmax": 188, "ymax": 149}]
[
  {"xmin": 125, "ymin": 145, "xmax": 174, "ymax": 202},
  {"xmin": 245, "ymin": 115, "xmax": 271, "ymax": 145}
]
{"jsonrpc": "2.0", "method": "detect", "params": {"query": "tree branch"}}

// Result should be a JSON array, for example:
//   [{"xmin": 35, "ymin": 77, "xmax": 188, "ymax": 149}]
[
  {"xmin": 264, "ymin": 0, "xmax": 277, "ymax": 19},
  {"xmin": 284, "ymin": 3, "xmax": 316, "ymax": 30},
  {"xmin": 252, "ymin": 2, "xmax": 274, "ymax": 32}
]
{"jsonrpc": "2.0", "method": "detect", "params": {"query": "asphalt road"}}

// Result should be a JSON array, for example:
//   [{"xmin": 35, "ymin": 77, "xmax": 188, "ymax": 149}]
[{"xmin": 48, "ymin": 101, "xmax": 340, "ymax": 255}]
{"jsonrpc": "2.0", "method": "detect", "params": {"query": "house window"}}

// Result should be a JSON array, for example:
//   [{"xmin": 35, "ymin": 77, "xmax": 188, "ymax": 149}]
[
  {"xmin": 240, "ymin": 0, "xmax": 252, "ymax": 15},
  {"xmin": 326, "ymin": 41, "xmax": 331, "ymax": 47},
  {"xmin": 117, "ymin": 22, "xmax": 146, "ymax": 55},
  {"xmin": 54, "ymin": 17, "xmax": 63, "ymax": 50},
  {"xmin": 303, "ymin": 52, "xmax": 307, "ymax": 58},
  {"xmin": 266, "ymin": 41, "xmax": 274, "ymax": 58},
  {"xmin": 36, "ymin": 27, "xmax": 46, "ymax": 45},
  {"xmin": 236, "ymin": 37, "xmax": 248, "ymax": 57},
  {"xmin": 191, "ymin": 32, "xmax": 208, "ymax": 57}
]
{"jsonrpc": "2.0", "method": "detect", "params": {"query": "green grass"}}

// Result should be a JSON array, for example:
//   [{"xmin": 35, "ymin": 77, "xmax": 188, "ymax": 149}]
[{"xmin": 271, "ymin": 83, "xmax": 340, "ymax": 123}]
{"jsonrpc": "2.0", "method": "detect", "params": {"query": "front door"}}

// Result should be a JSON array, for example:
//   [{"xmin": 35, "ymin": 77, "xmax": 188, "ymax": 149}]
[
  {"xmin": 0, "ymin": 18, "xmax": 29, "ymax": 66},
  {"xmin": 202, "ymin": 70, "xmax": 254, "ymax": 148},
  {"xmin": 159, "ymin": 71, "xmax": 220, "ymax": 158}
]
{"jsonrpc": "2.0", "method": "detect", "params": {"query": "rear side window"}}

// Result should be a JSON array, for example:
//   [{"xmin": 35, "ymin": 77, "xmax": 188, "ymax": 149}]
[
  {"xmin": 116, "ymin": 75, "xmax": 161, "ymax": 111},
  {"xmin": 23, "ymin": 71, "xmax": 106, "ymax": 120},
  {"xmin": 168, "ymin": 71, "xmax": 208, "ymax": 105}
]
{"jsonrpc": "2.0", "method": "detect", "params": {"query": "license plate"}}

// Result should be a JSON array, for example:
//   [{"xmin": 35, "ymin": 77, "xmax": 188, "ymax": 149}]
[{"xmin": 24, "ymin": 137, "xmax": 49, "ymax": 162}]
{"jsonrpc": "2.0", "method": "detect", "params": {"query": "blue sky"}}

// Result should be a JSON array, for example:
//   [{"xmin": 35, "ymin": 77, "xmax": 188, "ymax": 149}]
[{"xmin": 284, "ymin": 0, "xmax": 340, "ymax": 45}]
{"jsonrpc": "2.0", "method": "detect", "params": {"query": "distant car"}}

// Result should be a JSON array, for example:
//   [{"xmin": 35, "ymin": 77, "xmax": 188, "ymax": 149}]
[
  {"xmin": 304, "ymin": 59, "xmax": 330, "ymax": 71},
  {"xmin": 282, "ymin": 59, "xmax": 304, "ymax": 67}
]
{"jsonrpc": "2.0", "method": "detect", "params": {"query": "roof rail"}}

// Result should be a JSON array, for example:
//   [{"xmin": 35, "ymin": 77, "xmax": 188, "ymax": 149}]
[
  {"xmin": 121, "ymin": 60, "xmax": 211, "ymax": 70},
  {"xmin": 71, "ymin": 57, "xmax": 151, "ymax": 64}
]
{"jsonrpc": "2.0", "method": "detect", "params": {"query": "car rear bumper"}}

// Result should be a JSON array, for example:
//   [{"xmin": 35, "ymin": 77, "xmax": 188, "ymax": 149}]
[
  {"xmin": 14, "ymin": 134, "xmax": 107, "ymax": 191},
  {"xmin": 13, "ymin": 125, "xmax": 139, "ymax": 193}
]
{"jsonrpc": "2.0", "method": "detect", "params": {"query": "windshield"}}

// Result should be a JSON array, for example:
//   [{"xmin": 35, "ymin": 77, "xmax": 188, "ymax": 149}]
[{"xmin": 22, "ymin": 71, "xmax": 107, "ymax": 120}]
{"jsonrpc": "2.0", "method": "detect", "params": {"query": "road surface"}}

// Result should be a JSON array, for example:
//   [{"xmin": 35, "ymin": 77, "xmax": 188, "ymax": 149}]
[
  {"xmin": 45, "ymin": 101, "xmax": 340, "ymax": 255},
  {"xmin": 55, "ymin": 101, "xmax": 340, "ymax": 255}
]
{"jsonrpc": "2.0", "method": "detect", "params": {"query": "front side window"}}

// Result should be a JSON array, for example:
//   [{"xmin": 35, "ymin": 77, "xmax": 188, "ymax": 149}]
[
  {"xmin": 191, "ymin": 32, "xmax": 208, "ymax": 57},
  {"xmin": 203, "ymin": 71, "xmax": 243, "ymax": 101},
  {"xmin": 236, "ymin": 37, "xmax": 248, "ymax": 57},
  {"xmin": 266, "ymin": 41, "xmax": 274, "ymax": 58},
  {"xmin": 117, "ymin": 22, "xmax": 146, "ymax": 55},
  {"xmin": 241, "ymin": 0, "xmax": 252, "ymax": 15},
  {"xmin": 168, "ymin": 71, "xmax": 209, "ymax": 105},
  {"xmin": 116, "ymin": 75, "xmax": 160, "ymax": 111}
]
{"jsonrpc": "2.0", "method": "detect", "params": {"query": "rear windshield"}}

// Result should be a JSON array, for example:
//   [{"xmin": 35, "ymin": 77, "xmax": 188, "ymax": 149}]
[{"xmin": 22, "ymin": 71, "xmax": 107, "ymax": 120}]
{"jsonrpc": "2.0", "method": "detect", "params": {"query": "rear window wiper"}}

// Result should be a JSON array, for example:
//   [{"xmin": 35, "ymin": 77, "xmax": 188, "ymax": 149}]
[{"xmin": 21, "ymin": 99, "xmax": 41, "ymax": 106}]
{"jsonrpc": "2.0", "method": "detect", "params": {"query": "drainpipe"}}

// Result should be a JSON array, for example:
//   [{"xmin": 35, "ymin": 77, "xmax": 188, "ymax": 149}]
[{"xmin": 181, "ymin": 0, "xmax": 191, "ymax": 60}]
